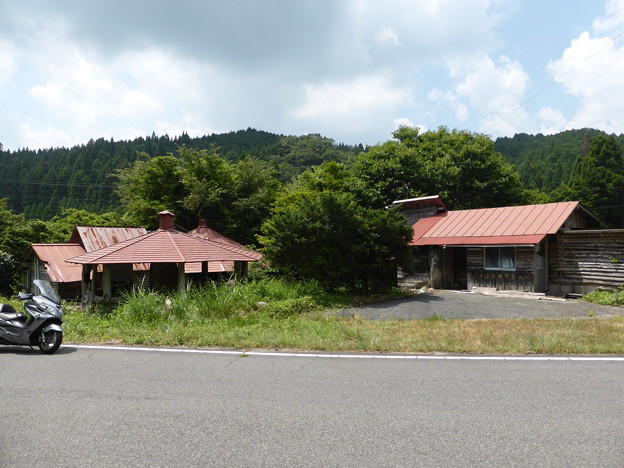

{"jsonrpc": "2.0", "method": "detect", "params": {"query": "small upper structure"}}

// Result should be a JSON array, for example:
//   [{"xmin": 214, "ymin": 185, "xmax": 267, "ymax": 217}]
[{"xmin": 392, "ymin": 195, "xmax": 447, "ymax": 226}]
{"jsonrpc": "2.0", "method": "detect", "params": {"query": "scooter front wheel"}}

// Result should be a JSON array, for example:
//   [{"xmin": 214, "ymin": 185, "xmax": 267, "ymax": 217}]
[{"xmin": 38, "ymin": 329, "xmax": 62, "ymax": 354}]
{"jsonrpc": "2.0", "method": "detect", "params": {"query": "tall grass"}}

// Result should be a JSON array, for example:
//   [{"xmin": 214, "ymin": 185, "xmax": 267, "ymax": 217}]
[{"xmin": 62, "ymin": 278, "xmax": 624, "ymax": 354}]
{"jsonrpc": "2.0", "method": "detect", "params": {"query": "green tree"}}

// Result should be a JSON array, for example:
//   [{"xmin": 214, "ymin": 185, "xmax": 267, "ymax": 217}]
[
  {"xmin": 115, "ymin": 147, "xmax": 281, "ymax": 244},
  {"xmin": 259, "ymin": 163, "xmax": 412, "ymax": 291},
  {"xmin": 354, "ymin": 126, "xmax": 526, "ymax": 209},
  {"xmin": 0, "ymin": 199, "xmax": 53, "ymax": 293},
  {"xmin": 115, "ymin": 153, "xmax": 185, "ymax": 228},
  {"xmin": 228, "ymin": 157, "xmax": 282, "ymax": 244}
]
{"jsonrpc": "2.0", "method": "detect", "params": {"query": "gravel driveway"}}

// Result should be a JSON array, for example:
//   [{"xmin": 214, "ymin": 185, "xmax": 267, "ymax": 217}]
[{"xmin": 338, "ymin": 290, "xmax": 624, "ymax": 320}]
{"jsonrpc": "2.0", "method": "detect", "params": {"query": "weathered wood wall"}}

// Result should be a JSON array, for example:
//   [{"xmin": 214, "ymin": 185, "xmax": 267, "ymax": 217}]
[
  {"xmin": 22, "ymin": 258, "xmax": 81, "ymax": 300},
  {"xmin": 549, "ymin": 230, "xmax": 624, "ymax": 294},
  {"xmin": 400, "ymin": 206, "xmax": 438, "ymax": 226},
  {"xmin": 467, "ymin": 247, "xmax": 535, "ymax": 291}
]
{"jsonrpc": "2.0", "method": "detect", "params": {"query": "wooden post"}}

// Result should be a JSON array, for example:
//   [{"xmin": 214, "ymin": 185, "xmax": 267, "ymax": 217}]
[
  {"xmin": 81, "ymin": 265, "xmax": 90, "ymax": 309},
  {"xmin": 234, "ymin": 261, "xmax": 248, "ymax": 281},
  {"xmin": 201, "ymin": 261, "xmax": 209, "ymax": 283},
  {"xmin": 430, "ymin": 248, "xmax": 442, "ymax": 289},
  {"xmin": 102, "ymin": 264, "xmax": 112, "ymax": 303},
  {"xmin": 177, "ymin": 263, "xmax": 186, "ymax": 296},
  {"xmin": 90, "ymin": 266, "xmax": 96, "ymax": 306}
]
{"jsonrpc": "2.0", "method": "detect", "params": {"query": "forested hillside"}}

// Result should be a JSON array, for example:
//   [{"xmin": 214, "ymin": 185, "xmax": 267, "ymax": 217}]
[
  {"xmin": 494, "ymin": 129, "xmax": 624, "ymax": 192},
  {"xmin": 0, "ymin": 129, "xmax": 359, "ymax": 219},
  {"xmin": 1, "ymin": 125, "xmax": 623, "ymax": 293}
]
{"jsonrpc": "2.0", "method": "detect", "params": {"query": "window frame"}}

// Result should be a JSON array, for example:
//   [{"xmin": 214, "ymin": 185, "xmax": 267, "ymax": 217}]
[{"xmin": 483, "ymin": 246, "xmax": 516, "ymax": 271}]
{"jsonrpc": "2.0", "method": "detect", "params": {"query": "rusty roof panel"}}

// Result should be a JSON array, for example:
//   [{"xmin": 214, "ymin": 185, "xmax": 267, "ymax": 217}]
[
  {"xmin": 410, "ymin": 202, "xmax": 581, "ymax": 246},
  {"xmin": 31, "ymin": 244, "xmax": 86, "ymax": 282},
  {"xmin": 71, "ymin": 226, "xmax": 148, "ymax": 252},
  {"xmin": 66, "ymin": 229, "xmax": 263, "ymax": 265}
]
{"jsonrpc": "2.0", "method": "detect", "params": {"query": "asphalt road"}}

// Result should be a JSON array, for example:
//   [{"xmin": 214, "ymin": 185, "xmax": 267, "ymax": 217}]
[
  {"xmin": 338, "ymin": 290, "xmax": 624, "ymax": 320},
  {"xmin": 1, "ymin": 346, "xmax": 623, "ymax": 467}
]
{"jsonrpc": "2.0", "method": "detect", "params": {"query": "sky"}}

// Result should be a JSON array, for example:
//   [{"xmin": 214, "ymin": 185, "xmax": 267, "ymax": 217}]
[{"xmin": 1, "ymin": 0, "xmax": 624, "ymax": 151}]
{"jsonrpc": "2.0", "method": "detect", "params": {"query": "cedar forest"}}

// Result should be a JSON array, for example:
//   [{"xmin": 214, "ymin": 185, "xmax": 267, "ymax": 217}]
[{"xmin": 0, "ymin": 127, "xmax": 623, "ymax": 294}]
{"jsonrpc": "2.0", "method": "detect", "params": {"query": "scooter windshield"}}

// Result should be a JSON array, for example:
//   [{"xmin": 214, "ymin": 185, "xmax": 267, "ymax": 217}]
[{"xmin": 33, "ymin": 280, "xmax": 61, "ymax": 305}]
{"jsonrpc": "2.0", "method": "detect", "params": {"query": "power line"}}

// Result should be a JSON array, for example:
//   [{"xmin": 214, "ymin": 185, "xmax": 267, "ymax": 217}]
[
  {"xmin": 0, "ymin": 177, "xmax": 116, "ymax": 188},
  {"xmin": 485, "ymin": 29, "xmax": 624, "ymax": 134}
]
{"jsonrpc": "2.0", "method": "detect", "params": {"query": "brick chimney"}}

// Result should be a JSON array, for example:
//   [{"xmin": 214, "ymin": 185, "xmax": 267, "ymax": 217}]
[
  {"xmin": 198, "ymin": 219, "xmax": 207, "ymax": 228},
  {"xmin": 158, "ymin": 210, "xmax": 175, "ymax": 230}
]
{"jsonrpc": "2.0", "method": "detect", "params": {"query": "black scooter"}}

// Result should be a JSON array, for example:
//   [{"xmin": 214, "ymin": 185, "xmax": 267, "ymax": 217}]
[{"xmin": 0, "ymin": 279, "xmax": 64, "ymax": 354}]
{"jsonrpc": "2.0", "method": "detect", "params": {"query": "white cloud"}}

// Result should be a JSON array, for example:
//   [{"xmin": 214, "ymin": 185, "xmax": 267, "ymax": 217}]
[
  {"xmin": 593, "ymin": 0, "xmax": 624, "ymax": 32},
  {"xmin": 0, "ymin": 42, "xmax": 17, "ymax": 88},
  {"xmin": 394, "ymin": 117, "xmax": 415, "ymax": 128},
  {"xmin": 454, "ymin": 55, "xmax": 528, "ymax": 115},
  {"xmin": 375, "ymin": 26, "xmax": 400, "ymax": 46},
  {"xmin": 536, "ymin": 107, "xmax": 568, "ymax": 135},
  {"xmin": 548, "ymin": 31, "xmax": 624, "ymax": 133},
  {"xmin": 294, "ymin": 74, "xmax": 412, "ymax": 119},
  {"xmin": 431, "ymin": 54, "xmax": 530, "ymax": 135}
]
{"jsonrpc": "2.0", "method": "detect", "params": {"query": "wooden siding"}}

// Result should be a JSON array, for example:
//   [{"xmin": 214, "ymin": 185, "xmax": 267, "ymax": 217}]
[
  {"xmin": 400, "ymin": 206, "xmax": 438, "ymax": 226},
  {"xmin": 467, "ymin": 247, "xmax": 535, "ymax": 291},
  {"xmin": 549, "ymin": 231, "xmax": 624, "ymax": 294}
]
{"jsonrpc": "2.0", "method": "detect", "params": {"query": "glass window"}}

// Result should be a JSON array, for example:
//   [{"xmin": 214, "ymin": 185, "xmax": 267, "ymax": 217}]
[{"xmin": 484, "ymin": 247, "xmax": 516, "ymax": 271}]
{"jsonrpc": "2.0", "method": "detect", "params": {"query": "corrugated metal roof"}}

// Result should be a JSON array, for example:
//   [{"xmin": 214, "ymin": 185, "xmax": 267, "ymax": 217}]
[
  {"xmin": 31, "ymin": 244, "xmax": 86, "ymax": 283},
  {"xmin": 189, "ymin": 220, "xmax": 262, "ymax": 262},
  {"xmin": 66, "ymin": 229, "xmax": 263, "ymax": 265},
  {"xmin": 69, "ymin": 226, "xmax": 148, "ymax": 251},
  {"xmin": 411, "ymin": 201, "xmax": 581, "ymax": 246}
]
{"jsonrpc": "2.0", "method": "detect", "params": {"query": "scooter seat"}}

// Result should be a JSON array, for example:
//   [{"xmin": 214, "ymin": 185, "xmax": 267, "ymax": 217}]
[{"xmin": 0, "ymin": 312, "xmax": 25, "ymax": 322}]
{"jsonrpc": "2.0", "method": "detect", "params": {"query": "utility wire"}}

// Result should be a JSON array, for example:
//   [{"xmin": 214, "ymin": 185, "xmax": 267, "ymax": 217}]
[{"xmin": 485, "ymin": 29, "xmax": 624, "ymax": 134}]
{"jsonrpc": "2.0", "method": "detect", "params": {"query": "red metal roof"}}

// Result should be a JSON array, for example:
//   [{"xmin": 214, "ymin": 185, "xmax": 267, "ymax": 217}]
[
  {"xmin": 69, "ymin": 226, "xmax": 148, "ymax": 251},
  {"xmin": 66, "ymin": 229, "xmax": 262, "ymax": 265},
  {"xmin": 31, "ymin": 244, "xmax": 86, "ymax": 283},
  {"xmin": 410, "ymin": 201, "xmax": 581, "ymax": 246},
  {"xmin": 189, "ymin": 219, "xmax": 262, "ymax": 260}
]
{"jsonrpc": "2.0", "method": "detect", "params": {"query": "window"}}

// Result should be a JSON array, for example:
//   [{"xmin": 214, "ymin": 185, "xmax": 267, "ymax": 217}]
[{"xmin": 484, "ymin": 247, "xmax": 516, "ymax": 271}]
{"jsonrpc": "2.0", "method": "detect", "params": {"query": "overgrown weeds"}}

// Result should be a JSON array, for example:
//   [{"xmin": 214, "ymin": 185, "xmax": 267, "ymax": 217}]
[
  {"xmin": 60, "ymin": 279, "xmax": 624, "ymax": 354},
  {"xmin": 584, "ymin": 288, "xmax": 624, "ymax": 306}
]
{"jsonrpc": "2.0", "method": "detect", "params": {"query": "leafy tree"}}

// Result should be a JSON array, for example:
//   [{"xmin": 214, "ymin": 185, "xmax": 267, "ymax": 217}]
[
  {"xmin": 259, "ymin": 163, "xmax": 412, "ymax": 291},
  {"xmin": 267, "ymin": 134, "xmax": 350, "ymax": 181},
  {"xmin": 228, "ymin": 157, "xmax": 282, "ymax": 244},
  {"xmin": 115, "ymin": 146, "xmax": 281, "ymax": 243},
  {"xmin": 115, "ymin": 153, "xmax": 185, "ymax": 229},
  {"xmin": 354, "ymin": 126, "xmax": 526, "ymax": 209},
  {"xmin": 0, "ymin": 199, "xmax": 52, "ymax": 293},
  {"xmin": 177, "ymin": 145, "xmax": 235, "ymax": 229}
]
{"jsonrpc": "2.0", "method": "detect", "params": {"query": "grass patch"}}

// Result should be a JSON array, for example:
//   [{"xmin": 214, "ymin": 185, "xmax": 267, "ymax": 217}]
[
  {"xmin": 584, "ymin": 288, "xmax": 624, "ymax": 306},
  {"xmin": 59, "ymin": 279, "xmax": 624, "ymax": 355}
]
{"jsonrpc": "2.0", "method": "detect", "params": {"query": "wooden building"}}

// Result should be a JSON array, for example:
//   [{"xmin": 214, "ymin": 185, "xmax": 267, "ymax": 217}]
[
  {"xmin": 66, "ymin": 211, "xmax": 262, "ymax": 307},
  {"xmin": 24, "ymin": 226, "xmax": 148, "ymax": 300},
  {"xmin": 395, "ymin": 196, "xmax": 624, "ymax": 295}
]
